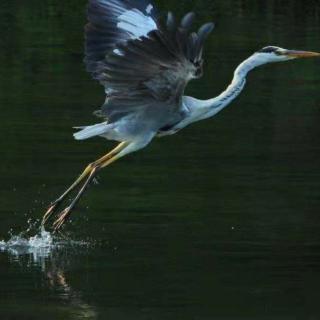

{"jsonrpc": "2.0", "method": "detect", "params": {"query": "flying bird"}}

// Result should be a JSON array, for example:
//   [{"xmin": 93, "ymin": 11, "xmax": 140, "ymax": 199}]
[{"xmin": 42, "ymin": 0, "xmax": 320, "ymax": 231}]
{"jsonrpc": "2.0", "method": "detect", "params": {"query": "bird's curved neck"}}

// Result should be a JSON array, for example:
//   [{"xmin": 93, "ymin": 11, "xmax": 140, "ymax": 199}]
[{"xmin": 195, "ymin": 54, "xmax": 264, "ymax": 119}]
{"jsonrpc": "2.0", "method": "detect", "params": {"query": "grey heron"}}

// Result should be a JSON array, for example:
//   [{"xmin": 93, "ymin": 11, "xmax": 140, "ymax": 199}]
[{"xmin": 42, "ymin": 0, "xmax": 320, "ymax": 231}]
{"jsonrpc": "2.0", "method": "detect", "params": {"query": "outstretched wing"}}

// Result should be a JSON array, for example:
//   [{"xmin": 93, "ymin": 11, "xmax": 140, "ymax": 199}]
[{"xmin": 85, "ymin": 0, "xmax": 214, "ymax": 121}]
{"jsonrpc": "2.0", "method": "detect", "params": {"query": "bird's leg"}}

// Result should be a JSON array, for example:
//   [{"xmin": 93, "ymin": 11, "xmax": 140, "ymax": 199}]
[
  {"xmin": 52, "ymin": 168, "xmax": 98, "ymax": 231},
  {"xmin": 52, "ymin": 148, "xmax": 127, "ymax": 232},
  {"xmin": 42, "ymin": 142, "xmax": 129, "ymax": 226}
]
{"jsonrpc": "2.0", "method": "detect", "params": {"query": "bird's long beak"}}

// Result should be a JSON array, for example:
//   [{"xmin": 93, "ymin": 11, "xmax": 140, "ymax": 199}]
[{"xmin": 284, "ymin": 50, "xmax": 320, "ymax": 58}]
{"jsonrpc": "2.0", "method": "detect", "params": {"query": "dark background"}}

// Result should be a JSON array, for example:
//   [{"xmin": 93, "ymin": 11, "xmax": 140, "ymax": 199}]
[{"xmin": 0, "ymin": 0, "xmax": 320, "ymax": 319}]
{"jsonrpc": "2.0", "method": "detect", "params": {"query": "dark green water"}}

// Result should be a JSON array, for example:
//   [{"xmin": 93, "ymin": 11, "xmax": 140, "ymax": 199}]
[{"xmin": 1, "ymin": 1, "xmax": 320, "ymax": 319}]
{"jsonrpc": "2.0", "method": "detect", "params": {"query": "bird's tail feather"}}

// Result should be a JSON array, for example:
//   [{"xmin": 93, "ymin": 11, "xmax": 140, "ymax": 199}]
[{"xmin": 73, "ymin": 122, "xmax": 108, "ymax": 140}]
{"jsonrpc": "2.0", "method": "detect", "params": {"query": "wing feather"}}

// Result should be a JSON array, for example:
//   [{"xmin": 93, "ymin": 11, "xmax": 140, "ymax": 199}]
[
  {"xmin": 85, "ymin": 0, "xmax": 159, "ymax": 74},
  {"xmin": 84, "ymin": 0, "xmax": 214, "ymax": 122}
]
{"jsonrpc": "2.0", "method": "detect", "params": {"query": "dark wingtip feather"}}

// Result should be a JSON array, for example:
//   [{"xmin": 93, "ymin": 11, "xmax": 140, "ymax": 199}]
[
  {"xmin": 193, "ymin": 22, "xmax": 214, "ymax": 61},
  {"xmin": 198, "ymin": 22, "xmax": 215, "ymax": 37},
  {"xmin": 167, "ymin": 11, "xmax": 176, "ymax": 31},
  {"xmin": 180, "ymin": 12, "xmax": 195, "ymax": 30}
]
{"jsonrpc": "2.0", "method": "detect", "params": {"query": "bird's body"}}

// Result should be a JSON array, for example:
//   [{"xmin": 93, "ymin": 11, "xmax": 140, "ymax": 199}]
[
  {"xmin": 75, "ymin": 0, "xmax": 215, "ymax": 151},
  {"xmin": 42, "ymin": 0, "xmax": 320, "ymax": 231}
]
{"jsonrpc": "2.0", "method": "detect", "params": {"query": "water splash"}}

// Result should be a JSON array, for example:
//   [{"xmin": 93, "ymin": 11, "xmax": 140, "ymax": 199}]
[
  {"xmin": 0, "ymin": 224, "xmax": 93, "ymax": 270},
  {"xmin": 0, "ymin": 227, "xmax": 53, "ymax": 260}
]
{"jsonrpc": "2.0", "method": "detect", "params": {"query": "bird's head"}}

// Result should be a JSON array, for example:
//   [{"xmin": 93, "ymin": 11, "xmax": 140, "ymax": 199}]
[{"xmin": 254, "ymin": 46, "xmax": 320, "ymax": 64}]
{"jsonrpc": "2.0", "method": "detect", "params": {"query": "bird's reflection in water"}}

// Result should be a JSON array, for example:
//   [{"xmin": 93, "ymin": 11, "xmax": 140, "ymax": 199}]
[
  {"xmin": 1, "ymin": 229, "xmax": 98, "ymax": 319},
  {"xmin": 45, "ymin": 256, "xmax": 97, "ymax": 319}
]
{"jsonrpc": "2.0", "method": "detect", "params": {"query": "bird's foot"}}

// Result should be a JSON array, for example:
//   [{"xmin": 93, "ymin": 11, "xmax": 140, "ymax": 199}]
[
  {"xmin": 53, "ymin": 207, "xmax": 72, "ymax": 232},
  {"xmin": 42, "ymin": 200, "xmax": 62, "ymax": 226}
]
